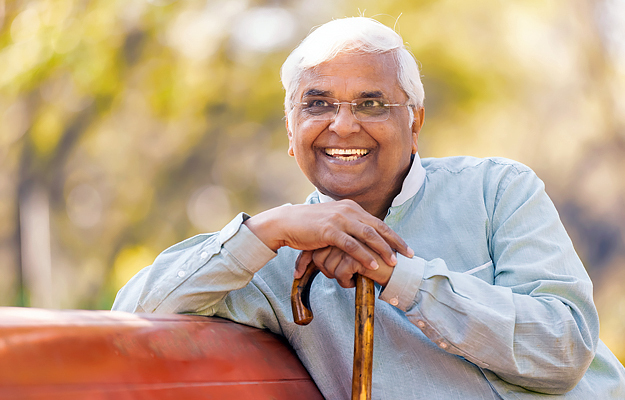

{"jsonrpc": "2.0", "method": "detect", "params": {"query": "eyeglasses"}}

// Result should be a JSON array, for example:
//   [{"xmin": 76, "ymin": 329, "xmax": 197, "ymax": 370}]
[{"xmin": 295, "ymin": 97, "xmax": 413, "ymax": 122}]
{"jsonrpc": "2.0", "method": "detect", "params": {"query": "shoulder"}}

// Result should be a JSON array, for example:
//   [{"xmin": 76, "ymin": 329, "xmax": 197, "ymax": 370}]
[
  {"xmin": 422, "ymin": 156, "xmax": 539, "ymax": 189},
  {"xmin": 420, "ymin": 156, "xmax": 544, "ymax": 207},
  {"xmin": 421, "ymin": 156, "xmax": 533, "ymax": 176}
]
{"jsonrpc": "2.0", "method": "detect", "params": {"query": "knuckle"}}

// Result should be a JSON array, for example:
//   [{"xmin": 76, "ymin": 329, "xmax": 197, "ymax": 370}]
[
  {"xmin": 339, "ymin": 198, "xmax": 355, "ymax": 207},
  {"xmin": 377, "ymin": 219, "xmax": 389, "ymax": 231},
  {"xmin": 361, "ymin": 225, "xmax": 378, "ymax": 241},
  {"xmin": 342, "ymin": 237, "xmax": 360, "ymax": 254},
  {"xmin": 321, "ymin": 224, "xmax": 339, "ymax": 242},
  {"xmin": 312, "ymin": 250, "xmax": 326, "ymax": 265},
  {"xmin": 338, "ymin": 199, "xmax": 359, "ymax": 213},
  {"xmin": 376, "ymin": 219, "xmax": 392, "ymax": 235},
  {"xmin": 335, "ymin": 270, "xmax": 353, "ymax": 288},
  {"xmin": 319, "ymin": 268, "xmax": 334, "ymax": 280},
  {"xmin": 342, "ymin": 254, "xmax": 358, "ymax": 269},
  {"xmin": 337, "ymin": 279, "xmax": 352, "ymax": 289}
]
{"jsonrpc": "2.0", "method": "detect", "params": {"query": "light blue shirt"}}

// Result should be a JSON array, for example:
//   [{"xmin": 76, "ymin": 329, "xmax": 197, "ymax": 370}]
[{"xmin": 113, "ymin": 155, "xmax": 625, "ymax": 399}]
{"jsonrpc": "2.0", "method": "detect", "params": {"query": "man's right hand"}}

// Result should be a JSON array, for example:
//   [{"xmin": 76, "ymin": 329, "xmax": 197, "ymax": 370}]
[{"xmin": 243, "ymin": 199, "xmax": 413, "ymax": 274}]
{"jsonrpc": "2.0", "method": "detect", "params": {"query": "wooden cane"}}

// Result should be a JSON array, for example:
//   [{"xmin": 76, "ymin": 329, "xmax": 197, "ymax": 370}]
[
  {"xmin": 292, "ymin": 261, "xmax": 375, "ymax": 400},
  {"xmin": 352, "ymin": 274, "xmax": 375, "ymax": 400}
]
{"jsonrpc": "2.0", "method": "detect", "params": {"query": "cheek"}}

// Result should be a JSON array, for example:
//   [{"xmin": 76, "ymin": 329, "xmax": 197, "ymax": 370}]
[
  {"xmin": 290, "ymin": 121, "xmax": 325, "ymax": 151},
  {"xmin": 290, "ymin": 133, "xmax": 314, "ymax": 163},
  {"xmin": 381, "ymin": 126, "xmax": 414, "ymax": 154}
]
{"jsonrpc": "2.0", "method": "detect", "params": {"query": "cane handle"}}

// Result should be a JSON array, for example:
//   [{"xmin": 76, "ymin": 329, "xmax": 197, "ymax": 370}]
[{"xmin": 291, "ymin": 261, "xmax": 321, "ymax": 325}]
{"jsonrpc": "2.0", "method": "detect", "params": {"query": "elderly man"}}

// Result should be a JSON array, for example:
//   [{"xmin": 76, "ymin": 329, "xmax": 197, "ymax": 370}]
[{"xmin": 113, "ymin": 17, "xmax": 625, "ymax": 399}]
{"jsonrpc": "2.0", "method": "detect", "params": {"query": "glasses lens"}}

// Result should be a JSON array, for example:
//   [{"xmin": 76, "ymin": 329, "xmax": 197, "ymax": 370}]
[
  {"xmin": 353, "ymin": 98, "xmax": 389, "ymax": 122},
  {"xmin": 297, "ymin": 97, "xmax": 393, "ymax": 122},
  {"xmin": 300, "ymin": 98, "xmax": 337, "ymax": 120}
]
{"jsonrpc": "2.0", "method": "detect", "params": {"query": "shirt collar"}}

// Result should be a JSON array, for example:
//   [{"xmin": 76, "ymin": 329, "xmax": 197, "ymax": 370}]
[{"xmin": 316, "ymin": 152, "xmax": 426, "ymax": 207}]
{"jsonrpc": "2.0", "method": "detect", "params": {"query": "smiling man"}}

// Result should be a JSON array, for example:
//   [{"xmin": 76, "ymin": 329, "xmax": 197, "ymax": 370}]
[{"xmin": 113, "ymin": 17, "xmax": 625, "ymax": 399}]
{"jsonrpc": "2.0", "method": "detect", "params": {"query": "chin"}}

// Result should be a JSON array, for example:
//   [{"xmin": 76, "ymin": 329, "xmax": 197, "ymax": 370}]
[{"xmin": 319, "ymin": 186, "xmax": 368, "ymax": 202}]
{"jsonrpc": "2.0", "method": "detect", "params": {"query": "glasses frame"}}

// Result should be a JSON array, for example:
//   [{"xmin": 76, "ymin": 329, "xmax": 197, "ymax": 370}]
[{"xmin": 295, "ymin": 97, "xmax": 414, "ymax": 122}]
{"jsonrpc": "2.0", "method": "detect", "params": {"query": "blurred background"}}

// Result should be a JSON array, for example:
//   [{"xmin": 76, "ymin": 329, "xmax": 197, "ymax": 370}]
[{"xmin": 0, "ymin": 0, "xmax": 623, "ymax": 364}]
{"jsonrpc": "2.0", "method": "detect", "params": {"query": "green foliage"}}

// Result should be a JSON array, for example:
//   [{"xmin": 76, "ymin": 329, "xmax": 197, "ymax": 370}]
[{"xmin": 0, "ymin": 0, "xmax": 623, "ymax": 364}]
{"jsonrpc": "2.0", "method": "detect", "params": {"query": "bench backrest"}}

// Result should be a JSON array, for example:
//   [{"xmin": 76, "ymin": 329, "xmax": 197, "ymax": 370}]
[{"xmin": 0, "ymin": 307, "xmax": 324, "ymax": 400}]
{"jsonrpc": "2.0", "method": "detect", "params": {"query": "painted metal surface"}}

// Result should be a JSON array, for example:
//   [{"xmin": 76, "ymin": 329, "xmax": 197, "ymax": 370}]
[{"xmin": 0, "ymin": 307, "xmax": 324, "ymax": 400}]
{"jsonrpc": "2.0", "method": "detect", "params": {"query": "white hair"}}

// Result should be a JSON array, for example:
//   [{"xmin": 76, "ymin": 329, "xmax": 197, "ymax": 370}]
[{"xmin": 281, "ymin": 17, "xmax": 425, "ymax": 115}]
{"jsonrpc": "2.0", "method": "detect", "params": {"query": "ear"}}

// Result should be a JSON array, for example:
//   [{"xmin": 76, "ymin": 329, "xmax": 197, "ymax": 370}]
[
  {"xmin": 411, "ymin": 107, "xmax": 425, "ymax": 154},
  {"xmin": 286, "ymin": 112, "xmax": 295, "ymax": 157}
]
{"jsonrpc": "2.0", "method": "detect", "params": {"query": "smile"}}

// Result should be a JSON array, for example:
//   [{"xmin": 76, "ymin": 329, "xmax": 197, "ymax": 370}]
[{"xmin": 324, "ymin": 148, "xmax": 370, "ymax": 161}]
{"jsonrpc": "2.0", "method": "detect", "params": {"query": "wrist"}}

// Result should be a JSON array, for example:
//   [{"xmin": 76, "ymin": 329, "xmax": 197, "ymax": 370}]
[{"xmin": 243, "ymin": 207, "xmax": 285, "ymax": 252}]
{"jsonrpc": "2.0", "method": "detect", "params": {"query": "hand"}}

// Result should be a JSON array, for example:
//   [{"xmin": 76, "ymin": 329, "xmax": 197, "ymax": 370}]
[
  {"xmin": 295, "ymin": 244, "xmax": 394, "ymax": 288},
  {"xmin": 244, "ymin": 200, "xmax": 413, "ymax": 273}
]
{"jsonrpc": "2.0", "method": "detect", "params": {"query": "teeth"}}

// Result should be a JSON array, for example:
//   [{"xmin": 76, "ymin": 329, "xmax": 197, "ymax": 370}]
[{"xmin": 325, "ymin": 148, "xmax": 369, "ymax": 157}]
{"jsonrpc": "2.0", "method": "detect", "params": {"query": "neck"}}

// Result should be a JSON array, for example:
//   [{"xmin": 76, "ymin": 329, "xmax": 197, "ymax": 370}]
[
  {"xmin": 316, "ymin": 154, "xmax": 422, "ymax": 219},
  {"xmin": 367, "ymin": 155, "xmax": 415, "ymax": 219},
  {"xmin": 325, "ymin": 162, "xmax": 411, "ymax": 220},
  {"xmin": 364, "ymin": 199, "xmax": 394, "ymax": 220}
]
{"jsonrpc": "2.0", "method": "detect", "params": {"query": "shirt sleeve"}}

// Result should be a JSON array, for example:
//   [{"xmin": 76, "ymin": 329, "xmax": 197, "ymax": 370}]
[
  {"xmin": 381, "ymin": 170, "xmax": 598, "ymax": 395},
  {"xmin": 111, "ymin": 212, "xmax": 277, "ymax": 315}
]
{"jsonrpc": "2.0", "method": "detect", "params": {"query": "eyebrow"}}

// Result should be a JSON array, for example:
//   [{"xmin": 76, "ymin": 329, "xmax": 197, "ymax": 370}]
[
  {"xmin": 303, "ymin": 89, "xmax": 332, "ymax": 97},
  {"xmin": 302, "ymin": 89, "xmax": 386, "ymax": 98},
  {"xmin": 359, "ymin": 91, "xmax": 384, "ymax": 98}
]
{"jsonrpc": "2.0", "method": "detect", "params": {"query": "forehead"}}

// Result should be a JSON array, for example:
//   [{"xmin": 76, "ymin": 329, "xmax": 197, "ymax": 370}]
[{"xmin": 297, "ymin": 52, "xmax": 405, "ymax": 100}]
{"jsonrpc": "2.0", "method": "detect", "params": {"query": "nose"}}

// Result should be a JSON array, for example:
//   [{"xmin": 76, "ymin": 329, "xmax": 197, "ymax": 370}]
[{"xmin": 329, "ymin": 103, "xmax": 360, "ymax": 137}]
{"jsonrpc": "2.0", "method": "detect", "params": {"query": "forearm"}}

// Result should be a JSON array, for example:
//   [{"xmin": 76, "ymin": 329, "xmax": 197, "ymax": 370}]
[
  {"xmin": 112, "ymin": 213, "xmax": 277, "ymax": 314},
  {"xmin": 380, "ymin": 253, "xmax": 597, "ymax": 394}
]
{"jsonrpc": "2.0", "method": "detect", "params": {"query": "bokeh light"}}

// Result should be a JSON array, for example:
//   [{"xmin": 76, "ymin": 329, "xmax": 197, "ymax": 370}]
[{"xmin": 0, "ymin": 0, "xmax": 623, "ymax": 366}]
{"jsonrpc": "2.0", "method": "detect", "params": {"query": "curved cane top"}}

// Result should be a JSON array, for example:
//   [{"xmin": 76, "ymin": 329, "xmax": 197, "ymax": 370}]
[{"xmin": 291, "ymin": 261, "xmax": 321, "ymax": 325}]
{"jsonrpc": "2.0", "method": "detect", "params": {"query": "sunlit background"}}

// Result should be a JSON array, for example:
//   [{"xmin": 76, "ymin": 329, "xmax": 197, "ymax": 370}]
[{"xmin": 1, "ymin": 0, "xmax": 624, "ymax": 364}]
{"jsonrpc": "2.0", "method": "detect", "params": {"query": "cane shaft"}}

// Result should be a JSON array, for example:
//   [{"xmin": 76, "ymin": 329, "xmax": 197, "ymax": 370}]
[{"xmin": 352, "ymin": 274, "xmax": 375, "ymax": 400}]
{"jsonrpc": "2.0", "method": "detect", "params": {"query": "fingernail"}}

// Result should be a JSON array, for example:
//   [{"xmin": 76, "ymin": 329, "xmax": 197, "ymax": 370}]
[
  {"xmin": 407, "ymin": 247, "xmax": 415, "ymax": 258},
  {"xmin": 391, "ymin": 254, "xmax": 397, "ymax": 265},
  {"xmin": 370, "ymin": 260, "xmax": 379, "ymax": 270}
]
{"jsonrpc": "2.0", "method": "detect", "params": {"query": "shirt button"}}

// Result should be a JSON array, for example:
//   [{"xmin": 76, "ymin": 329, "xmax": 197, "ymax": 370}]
[
  {"xmin": 200, "ymin": 251, "xmax": 208, "ymax": 259},
  {"xmin": 438, "ymin": 342, "xmax": 448, "ymax": 350},
  {"xmin": 416, "ymin": 320, "xmax": 426, "ymax": 329},
  {"xmin": 177, "ymin": 270, "xmax": 186, "ymax": 278},
  {"xmin": 389, "ymin": 297, "xmax": 399, "ymax": 306}
]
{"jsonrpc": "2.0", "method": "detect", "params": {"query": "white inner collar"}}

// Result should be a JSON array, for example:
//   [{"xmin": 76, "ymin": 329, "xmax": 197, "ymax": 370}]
[{"xmin": 316, "ymin": 152, "xmax": 426, "ymax": 207}]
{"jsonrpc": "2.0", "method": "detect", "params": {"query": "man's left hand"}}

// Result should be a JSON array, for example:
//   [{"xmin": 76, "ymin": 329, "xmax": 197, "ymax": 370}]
[{"xmin": 295, "ymin": 243, "xmax": 394, "ymax": 288}]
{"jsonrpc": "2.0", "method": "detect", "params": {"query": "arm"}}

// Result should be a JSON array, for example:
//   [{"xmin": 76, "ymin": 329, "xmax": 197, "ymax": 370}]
[
  {"xmin": 380, "ymin": 171, "xmax": 597, "ymax": 394},
  {"xmin": 112, "ymin": 213, "xmax": 277, "ymax": 315},
  {"xmin": 113, "ymin": 201, "xmax": 412, "ymax": 315}
]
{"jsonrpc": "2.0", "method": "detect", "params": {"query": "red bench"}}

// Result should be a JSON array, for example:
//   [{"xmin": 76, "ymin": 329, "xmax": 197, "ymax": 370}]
[{"xmin": 0, "ymin": 307, "xmax": 324, "ymax": 399}]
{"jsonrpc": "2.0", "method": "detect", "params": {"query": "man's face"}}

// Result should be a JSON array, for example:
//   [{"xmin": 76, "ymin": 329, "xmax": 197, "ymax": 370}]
[{"xmin": 287, "ymin": 51, "xmax": 424, "ymax": 214}]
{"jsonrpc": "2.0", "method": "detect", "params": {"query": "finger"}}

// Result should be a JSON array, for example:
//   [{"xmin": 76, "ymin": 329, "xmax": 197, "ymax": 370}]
[
  {"xmin": 326, "ymin": 230, "xmax": 381, "ymax": 272},
  {"xmin": 312, "ymin": 247, "xmax": 345, "ymax": 279},
  {"xmin": 311, "ymin": 246, "xmax": 332, "ymax": 270},
  {"xmin": 312, "ymin": 246, "xmax": 343, "ymax": 279},
  {"xmin": 355, "ymin": 216, "xmax": 413, "ymax": 264},
  {"xmin": 327, "ymin": 239, "xmax": 396, "ymax": 287},
  {"xmin": 331, "ymin": 200, "xmax": 412, "ymax": 265},
  {"xmin": 324, "ymin": 247, "xmax": 345, "ymax": 273},
  {"xmin": 294, "ymin": 250, "xmax": 313, "ymax": 279},
  {"xmin": 371, "ymin": 217, "xmax": 414, "ymax": 258},
  {"xmin": 354, "ymin": 222, "xmax": 398, "ymax": 267},
  {"xmin": 334, "ymin": 253, "xmax": 361, "ymax": 288}
]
